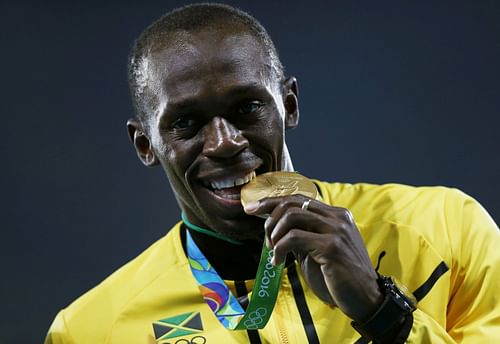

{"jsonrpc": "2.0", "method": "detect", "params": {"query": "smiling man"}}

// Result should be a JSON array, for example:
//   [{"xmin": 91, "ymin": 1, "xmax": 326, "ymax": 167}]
[{"xmin": 45, "ymin": 3, "xmax": 500, "ymax": 344}]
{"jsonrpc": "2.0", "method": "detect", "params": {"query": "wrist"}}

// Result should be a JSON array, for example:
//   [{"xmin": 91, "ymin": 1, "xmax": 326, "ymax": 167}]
[
  {"xmin": 353, "ymin": 283, "xmax": 385, "ymax": 323},
  {"xmin": 351, "ymin": 275, "xmax": 416, "ymax": 343}
]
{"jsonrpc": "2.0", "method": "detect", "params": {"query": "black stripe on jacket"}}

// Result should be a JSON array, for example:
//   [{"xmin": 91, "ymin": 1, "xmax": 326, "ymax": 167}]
[
  {"xmin": 287, "ymin": 263, "xmax": 321, "ymax": 344},
  {"xmin": 413, "ymin": 261, "xmax": 449, "ymax": 301},
  {"xmin": 235, "ymin": 280, "xmax": 262, "ymax": 344}
]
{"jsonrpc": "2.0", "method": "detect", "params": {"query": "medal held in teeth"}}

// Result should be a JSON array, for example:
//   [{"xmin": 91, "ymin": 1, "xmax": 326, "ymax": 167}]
[{"xmin": 241, "ymin": 171, "xmax": 319, "ymax": 207}]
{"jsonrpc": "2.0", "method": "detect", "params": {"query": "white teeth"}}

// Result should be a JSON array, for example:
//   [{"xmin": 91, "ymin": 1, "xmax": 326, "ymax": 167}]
[{"xmin": 208, "ymin": 171, "xmax": 256, "ymax": 190}]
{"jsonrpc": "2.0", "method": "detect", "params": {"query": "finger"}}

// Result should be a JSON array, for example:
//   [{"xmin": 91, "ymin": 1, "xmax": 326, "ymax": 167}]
[
  {"xmin": 244, "ymin": 194, "xmax": 311, "ymax": 244},
  {"xmin": 263, "ymin": 195, "xmax": 313, "ymax": 233},
  {"xmin": 244, "ymin": 193, "xmax": 339, "ymax": 218},
  {"xmin": 243, "ymin": 194, "xmax": 306, "ymax": 215},
  {"xmin": 255, "ymin": 195, "xmax": 319, "ymax": 245},
  {"xmin": 272, "ymin": 229, "xmax": 325, "ymax": 265},
  {"xmin": 269, "ymin": 207, "xmax": 328, "ymax": 247}
]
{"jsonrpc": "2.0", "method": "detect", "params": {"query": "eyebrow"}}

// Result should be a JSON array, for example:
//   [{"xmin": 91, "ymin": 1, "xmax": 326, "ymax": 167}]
[{"xmin": 166, "ymin": 83, "xmax": 271, "ymax": 113}]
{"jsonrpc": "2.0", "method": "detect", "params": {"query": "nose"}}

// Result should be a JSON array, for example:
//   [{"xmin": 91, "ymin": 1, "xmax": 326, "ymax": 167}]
[{"xmin": 202, "ymin": 116, "xmax": 249, "ymax": 159}]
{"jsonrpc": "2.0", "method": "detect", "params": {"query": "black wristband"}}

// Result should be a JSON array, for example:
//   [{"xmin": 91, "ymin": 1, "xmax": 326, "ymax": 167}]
[{"xmin": 351, "ymin": 275, "xmax": 416, "ymax": 343}]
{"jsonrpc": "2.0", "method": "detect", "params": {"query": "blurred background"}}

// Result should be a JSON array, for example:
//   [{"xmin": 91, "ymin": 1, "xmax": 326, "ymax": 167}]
[{"xmin": 1, "ymin": 0, "xmax": 499, "ymax": 342}]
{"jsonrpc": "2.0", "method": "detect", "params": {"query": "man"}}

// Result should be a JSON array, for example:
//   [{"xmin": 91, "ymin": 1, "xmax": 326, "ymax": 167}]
[{"xmin": 45, "ymin": 3, "xmax": 500, "ymax": 343}]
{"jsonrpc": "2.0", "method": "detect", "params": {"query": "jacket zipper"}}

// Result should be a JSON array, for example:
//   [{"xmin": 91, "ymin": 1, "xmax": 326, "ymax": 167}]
[{"xmin": 274, "ymin": 289, "xmax": 289, "ymax": 343}]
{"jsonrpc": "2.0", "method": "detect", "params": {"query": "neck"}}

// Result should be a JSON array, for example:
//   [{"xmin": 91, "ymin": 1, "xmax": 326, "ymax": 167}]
[{"xmin": 184, "ymin": 225, "xmax": 264, "ymax": 280}]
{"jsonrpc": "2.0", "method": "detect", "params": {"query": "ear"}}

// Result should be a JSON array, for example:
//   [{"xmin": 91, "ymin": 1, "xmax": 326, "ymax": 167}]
[
  {"xmin": 126, "ymin": 118, "xmax": 159, "ymax": 167},
  {"xmin": 282, "ymin": 76, "xmax": 299, "ymax": 130}
]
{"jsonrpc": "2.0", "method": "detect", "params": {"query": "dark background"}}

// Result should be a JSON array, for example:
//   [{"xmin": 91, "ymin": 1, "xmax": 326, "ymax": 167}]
[{"xmin": 1, "ymin": 1, "xmax": 499, "ymax": 343}]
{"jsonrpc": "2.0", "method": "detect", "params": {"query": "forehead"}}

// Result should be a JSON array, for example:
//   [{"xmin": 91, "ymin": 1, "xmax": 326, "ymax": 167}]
[{"xmin": 148, "ymin": 30, "xmax": 272, "ymax": 106}]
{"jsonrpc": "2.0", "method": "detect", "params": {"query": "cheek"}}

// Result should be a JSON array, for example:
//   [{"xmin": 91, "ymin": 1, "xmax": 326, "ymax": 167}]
[
  {"xmin": 150, "ymin": 129, "xmax": 168, "ymax": 156},
  {"xmin": 244, "ymin": 113, "xmax": 285, "ymax": 169},
  {"xmin": 149, "ymin": 131, "xmax": 181, "ymax": 176},
  {"xmin": 260, "ymin": 112, "xmax": 285, "ymax": 146},
  {"xmin": 160, "ymin": 142, "xmax": 186, "ymax": 178},
  {"xmin": 260, "ymin": 111, "xmax": 286, "ymax": 167},
  {"xmin": 153, "ymin": 133, "xmax": 199, "ymax": 184}
]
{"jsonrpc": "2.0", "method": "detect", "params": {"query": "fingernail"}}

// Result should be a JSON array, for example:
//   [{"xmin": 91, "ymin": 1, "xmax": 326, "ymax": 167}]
[
  {"xmin": 265, "ymin": 236, "xmax": 272, "ymax": 249},
  {"xmin": 244, "ymin": 201, "xmax": 259, "ymax": 213},
  {"xmin": 271, "ymin": 254, "xmax": 276, "ymax": 266},
  {"xmin": 264, "ymin": 216, "xmax": 272, "ymax": 229}
]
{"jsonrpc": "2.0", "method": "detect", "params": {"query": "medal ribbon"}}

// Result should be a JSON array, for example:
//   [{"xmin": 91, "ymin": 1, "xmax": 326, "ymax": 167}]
[{"xmin": 186, "ymin": 230, "xmax": 285, "ymax": 330}]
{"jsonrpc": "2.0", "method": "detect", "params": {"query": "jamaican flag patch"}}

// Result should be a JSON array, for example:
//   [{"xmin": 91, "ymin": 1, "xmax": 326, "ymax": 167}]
[{"xmin": 152, "ymin": 312, "xmax": 203, "ymax": 341}]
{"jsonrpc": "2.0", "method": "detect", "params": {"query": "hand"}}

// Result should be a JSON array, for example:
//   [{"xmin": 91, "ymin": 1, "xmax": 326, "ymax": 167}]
[{"xmin": 244, "ymin": 195, "xmax": 383, "ymax": 322}]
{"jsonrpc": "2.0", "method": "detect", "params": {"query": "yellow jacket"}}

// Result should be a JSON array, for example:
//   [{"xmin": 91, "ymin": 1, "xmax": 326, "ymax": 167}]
[{"xmin": 45, "ymin": 182, "xmax": 500, "ymax": 343}]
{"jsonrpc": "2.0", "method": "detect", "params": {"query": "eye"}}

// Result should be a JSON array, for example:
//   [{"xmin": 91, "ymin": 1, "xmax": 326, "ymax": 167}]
[
  {"xmin": 238, "ymin": 101, "xmax": 264, "ymax": 115},
  {"xmin": 172, "ymin": 117, "xmax": 196, "ymax": 130}
]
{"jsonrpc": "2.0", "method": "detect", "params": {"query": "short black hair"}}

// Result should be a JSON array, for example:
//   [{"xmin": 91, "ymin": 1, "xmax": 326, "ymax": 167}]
[{"xmin": 128, "ymin": 3, "xmax": 284, "ymax": 128}]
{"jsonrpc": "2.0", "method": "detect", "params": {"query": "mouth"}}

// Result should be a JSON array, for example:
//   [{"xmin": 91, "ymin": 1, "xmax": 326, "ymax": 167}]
[{"xmin": 201, "ymin": 170, "xmax": 257, "ymax": 201}]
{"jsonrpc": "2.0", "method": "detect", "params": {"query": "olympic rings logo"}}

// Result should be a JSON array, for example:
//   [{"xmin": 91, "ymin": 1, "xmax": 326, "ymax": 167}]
[
  {"xmin": 243, "ymin": 307, "xmax": 268, "ymax": 329},
  {"xmin": 162, "ymin": 335, "xmax": 207, "ymax": 344}
]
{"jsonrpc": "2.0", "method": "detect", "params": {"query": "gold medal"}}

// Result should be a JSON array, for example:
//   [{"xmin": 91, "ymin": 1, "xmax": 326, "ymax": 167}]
[{"xmin": 241, "ymin": 171, "xmax": 318, "ymax": 208}]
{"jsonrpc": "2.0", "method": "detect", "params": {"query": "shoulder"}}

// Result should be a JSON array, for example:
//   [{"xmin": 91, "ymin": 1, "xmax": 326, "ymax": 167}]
[
  {"xmin": 45, "ymin": 223, "xmax": 184, "ymax": 343},
  {"xmin": 315, "ymin": 180, "xmax": 472, "ymax": 228},
  {"xmin": 314, "ymin": 181, "xmax": 488, "ymax": 262},
  {"xmin": 315, "ymin": 178, "xmax": 499, "ymax": 257}
]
